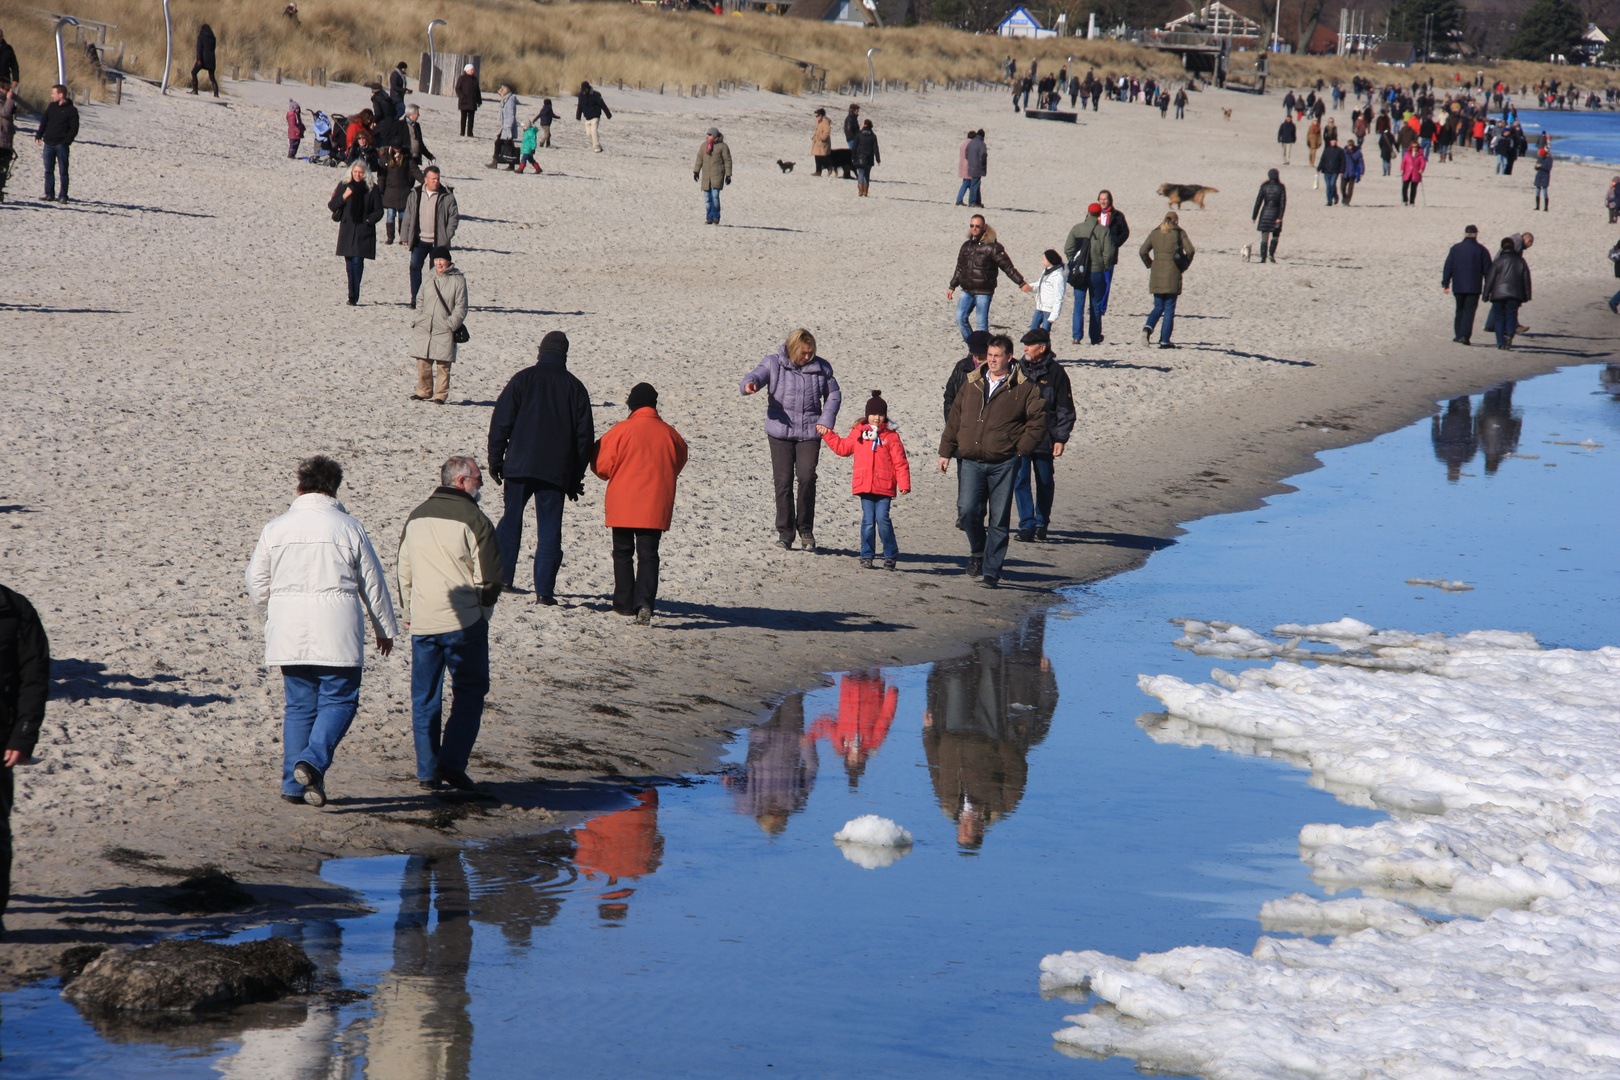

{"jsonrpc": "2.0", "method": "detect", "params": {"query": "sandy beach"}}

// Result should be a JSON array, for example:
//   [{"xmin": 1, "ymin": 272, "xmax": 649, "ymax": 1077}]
[{"xmin": 2, "ymin": 72, "xmax": 1615, "ymax": 980}]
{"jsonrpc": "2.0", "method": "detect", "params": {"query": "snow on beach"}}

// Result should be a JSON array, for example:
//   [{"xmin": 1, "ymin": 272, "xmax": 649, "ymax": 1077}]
[{"xmin": 1041, "ymin": 620, "xmax": 1620, "ymax": 1079}]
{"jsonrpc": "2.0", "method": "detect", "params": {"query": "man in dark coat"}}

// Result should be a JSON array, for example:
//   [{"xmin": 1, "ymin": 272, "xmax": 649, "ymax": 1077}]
[
  {"xmin": 1441, "ymin": 224, "xmax": 1493, "ymax": 345},
  {"xmin": 488, "ymin": 332, "xmax": 595, "ymax": 605},
  {"xmin": 0, "ymin": 29, "xmax": 20, "ymax": 86},
  {"xmin": 576, "ymin": 81, "xmax": 611, "ymax": 153},
  {"xmin": 389, "ymin": 61, "xmax": 410, "ymax": 120},
  {"xmin": 947, "ymin": 215, "xmax": 1031, "ymax": 344},
  {"xmin": 942, "ymin": 329, "xmax": 990, "ymax": 423},
  {"xmin": 35, "ymin": 84, "xmax": 77, "ymax": 202},
  {"xmin": 0, "ymin": 584, "xmax": 49, "ymax": 936},
  {"xmin": 454, "ymin": 63, "xmax": 481, "ymax": 137},
  {"xmin": 843, "ymin": 103, "xmax": 860, "ymax": 149},
  {"xmin": 190, "ymin": 23, "xmax": 217, "ymax": 97},
  {"xmin": 1317, "ymin": 137, "xmax": 1347, "ymax": 206},
  {"xmin": 1012, "ymin": 329, "xmax": 1075, "ymax": 544}
]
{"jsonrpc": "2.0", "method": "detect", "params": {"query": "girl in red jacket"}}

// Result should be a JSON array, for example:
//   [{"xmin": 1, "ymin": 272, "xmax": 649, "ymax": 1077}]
[{"xmin": 819, "ymin": 391, "xmax": 910, "ymax": 569}]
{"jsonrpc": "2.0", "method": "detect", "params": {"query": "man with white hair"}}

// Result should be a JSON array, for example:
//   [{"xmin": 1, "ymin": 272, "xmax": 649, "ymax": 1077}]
[
  {"xmin": 454, "ymin": 62, "xmax": 481, "ymax": 138},
  {"xmin": 397, "ymin": 456, "xmax": 502, "ymax": 791}
]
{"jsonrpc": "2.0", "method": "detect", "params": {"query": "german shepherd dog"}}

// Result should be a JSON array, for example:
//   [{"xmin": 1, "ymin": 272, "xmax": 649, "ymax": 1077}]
[{"xmin": 1157, "ymin": 183, "xmax": 1218, "ymax": 209}]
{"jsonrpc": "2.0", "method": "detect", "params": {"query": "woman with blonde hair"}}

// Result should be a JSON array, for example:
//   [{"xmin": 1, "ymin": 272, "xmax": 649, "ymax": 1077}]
[
  {"xmin": 1138, "ymin": 211, "xmax": 1194, "ymax": 350},
  {"xmin": 328, "ymin": 159, "xmax": 384, "ymax": 305},
  {"xmin": 739, "ymin": 329, "xmax": 843, "ymax": 551}
]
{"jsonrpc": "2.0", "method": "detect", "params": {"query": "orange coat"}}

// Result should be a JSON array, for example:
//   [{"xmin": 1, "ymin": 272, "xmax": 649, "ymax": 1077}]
[{"xmin": 591, "ymin": 406, "xmax": 688, "ymax": 530}]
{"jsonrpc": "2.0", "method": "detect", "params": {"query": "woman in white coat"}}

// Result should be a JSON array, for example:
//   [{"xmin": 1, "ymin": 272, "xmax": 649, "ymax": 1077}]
[
  {"xmin": 246, "ymin": 455, "xmax": 397, "ymax": 807},
  {"xmin": 1029, "ymin": 249, "xmax": 1066, "ymax": 332}
]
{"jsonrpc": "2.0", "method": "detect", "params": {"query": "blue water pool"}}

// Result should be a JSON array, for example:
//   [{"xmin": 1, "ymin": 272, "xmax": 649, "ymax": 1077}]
[{"xmin": 1519, "ymin": 108, "xmax": 1620, "ymax": 164}]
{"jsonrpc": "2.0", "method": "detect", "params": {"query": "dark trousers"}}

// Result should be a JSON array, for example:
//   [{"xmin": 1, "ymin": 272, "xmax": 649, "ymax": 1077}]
[
  {"xmin": 410, "ymin": 618, "xmax": 489, "ymax": 780},
  {"xmin": 1487, "ymin": 300, "xmax": 1520, "ymax": 347},
  {"xmin": 0, "ymin": 147, "xmax": 13, "ymax": 200},
  {"xmin": 0, "ymin": 766, "xmax": 11, "ymax": 932},
  {"xmin": 497, "ymin": 479, "xmax": 565, "ymax": 596},
  {"xmin": 42, "ymin": 143, "xmax": 69, "ymax": 200},
  {"xmin": 1453, "ymin": 292, "xmax": 1480, "ymax": 342},
  {"xmin": 190, "ymin": 62, "xmax": 217, "ymax": 94},
  {"xmin": 1401, "ymin": 179, "xmax": 1419, "ymax": 204},
  {"xmin": 1340, "ymin": 175, "xmax": 1356, "ymax": 204},
  {"xmin": 409, "ymin": 242, "xmax": 434, "ymax": 304},
  {"xmin": 956, "ymin": 457, "xmax": 1020, "ymax": 580},
  {"xmin": 344, "ymin": 256, "xmax": 365, "ymax": 302},
  {"xmin": 459, "ymin": 109, "xmax": 476, "ymax": 137},
  {"xmin": 612, "ymin": 527, "xmax": 663, "ymax": 613},
  {"xmin": 1322, "ymin": 171, "xmax": 1341, "ymax": 205},
  {"xmin": 1014, "ymin": 454, "xmax": 1055, "ymax": 532},
  {"xmin": 768, "ymin": 437, "xmax": 820, "ymax": 542}
]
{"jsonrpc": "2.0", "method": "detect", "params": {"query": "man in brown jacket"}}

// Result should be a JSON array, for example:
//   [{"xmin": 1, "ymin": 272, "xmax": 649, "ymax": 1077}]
[
  {"xmin": 937, "ymin": 335, "xmax": 1047, "ymax": 589},
  {"xmin": 946, "ymin": 215, "xmax": 1031, "ymax": 343}
]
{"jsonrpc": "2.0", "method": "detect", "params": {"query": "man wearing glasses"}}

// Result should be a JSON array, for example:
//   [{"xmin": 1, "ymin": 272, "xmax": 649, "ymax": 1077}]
[{"xmin": 946, "ymin": 215, "xmax": 1031, "ymax": 344}]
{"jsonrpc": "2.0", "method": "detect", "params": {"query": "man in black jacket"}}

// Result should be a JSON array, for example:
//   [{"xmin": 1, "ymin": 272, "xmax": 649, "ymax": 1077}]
[
  {"xmin": 947, "ymin": 215, "xmax": 1031, "ymax": 344},
  {"xmin": 844, "ymin": 103, "xmax": 860, "ymax": 150},
  {"xmin": 0, "ymin": 584, "xmax": 48, "ymax": 936},
  {"xmin": 488, "ymin": 332, "xmax": 595, "ymax": 605},
  {"xmin": 389, "ymin": 61, "xmax": 410, "ymax": 120},
  {"xmin": 0, "ymin": 29, "xmax": 19, "ymax": 87},
  {"xmin": 1441, "ymin": 224, "xmax": 1493, "ymax": 345},
  {"xmin": 35, "ymin": 84, "xmax": 77, "ymax": 202},
  {"xmin": 942, "ymin": 330, "xmax": 990, "ymax": 424},
  {"xmin": 576, "ymin": 81, "xmax": 611, "ymax": 153},
  {"xmin": 1013, "ymin": 329, "xmax": 1075, "ymax": 543},
  {"xmin": 190, "ymin": 23, "xmax": 217, "ymax": 97}
]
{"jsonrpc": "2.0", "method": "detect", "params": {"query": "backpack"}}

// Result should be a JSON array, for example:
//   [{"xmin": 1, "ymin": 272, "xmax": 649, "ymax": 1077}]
[{"xmin": 1066, "ymin": 230, "xmax": 1092, "ymax": 287}]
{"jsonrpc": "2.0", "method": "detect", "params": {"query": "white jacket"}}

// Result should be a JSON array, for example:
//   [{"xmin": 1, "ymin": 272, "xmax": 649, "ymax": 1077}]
[
  {"xmin": 246, "ymin": 494, "xmax": 399, "ymax": 668},
  {"xmin": 1034, "ymin": 265, "xmax": 1066, "ymax": 320}
]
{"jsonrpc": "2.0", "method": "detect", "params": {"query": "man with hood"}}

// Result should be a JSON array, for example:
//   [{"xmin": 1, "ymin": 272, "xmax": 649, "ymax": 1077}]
[
  {"xmin": 1012, "ymin": 328, "xmax": 1074, "ymax": 544},
  {"xmin": 694, "ymin": 127, "xmax": 732, "ymax": 225},
  {"xmin": 488, "ymin": 333, "xmax": 595, "ymax": 604},
  {"xmin": 190, "ymin": 23, "xmax": 217, "ymax": 97},
  {"xmin": 1063, "ymin": 203, "xmax": 1117, "ymax": 346}
]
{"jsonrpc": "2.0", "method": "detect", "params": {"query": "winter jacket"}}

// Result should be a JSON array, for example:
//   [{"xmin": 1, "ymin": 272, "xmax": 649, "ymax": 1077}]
[
  {"xmin": 410, "ymin": 266, "xmax": 467, "ymax": 362},
  {"xmin": 1253, "ymin": 179, "xmax": 1286, "ymax": 231},
  {"xmin": 1400, "ymin": 148, "xmax": 1426, "ymax": 183},
  {"xmin": 0, "ymin": 94, "xmax": 16, "ymax": 151},
  {"xmin": 851, "ymin": 128, "xmax": 880, "ymax": 170},
  {"xmin": 1277, "ymin": 119, "xmax": 1296, "ymax": 144},
  {"xmin": 380, "ymin": 158, "xmax": 420, "ymax": 211},
  {"xmin": 0, "ymin": 41, "xmax": 18, "ymax": 86},
  {"xmin": 538, "ymin": 101, "xmax": 556, "ymax": 127},
  {"xmin": 329, "ymin": 180, "xmax": 384, "ymax": 259},
  {"xmin": 0, "ymin": 584, "xmax": 49, "ymax": 758},
  {"xmin": 591, "ymin": 407, "xmax": 690, "ymax": 530},
  {"xmin": 740, "ymin": 346, "xmax": 842, "ymax": 442},
  {"xmin": 1306, "ymin": 123, "xmax": 1322, "ymax": 150},
  {"xmin": 1139, "ymin": 225, "xmax": 1195, "ymax": 296},
  {"xmin": 949, "ymin": 236, "xmax": 1026, "ymax": 294},
  {"xmin": 576, "ymin": 89, "xmax": 611, "ymax": 122},
  {"xmin": 1345, "ymin": 144, "xmax": 1365, "ymax": 181},
  {"xmin": 389, "ymin": 67, "xmax": 408, "ymax": 110},
  {"xmin": 822, "ymin": 420, "xmax": 910, "ymax": 498},
  {"xmin": 1533, "ymin": 154, "xmax": 1552, "ymax": 189},
  {"xmin": 39, "ymin": 100, "xmax": 79, "ymax": 146},
  {"xmin": 1442, "ymin": 237, "xmax": 1492, "ymax": 294},
  {"xmin": 521, "ymin": 126, "xmax": 538, "ymax": 154},
  {"xmin": 694, "ymin": 136, "xmax": 733, "ymax": 191},
  {"xmin": 1378, "ymin": 131, "xmax": 1395, "ymax": 161},
  {"xmin": 287, "ymin": 104, "xmax": 305, "ymax": 141},
  {"xmin": 843, "ymin": 109, "xmax": 860, "ymax": 143},
  {"xmin": 196, "ymin": 25, "xmax": 216, "ymax": 67},
  {"xmin": 938, "ymin": 365, "xmax": 1048, "ymax": 465},
  {"xmin": 963, "ymin": 134, "xmax": 987, "ymax": 178},
  {"xmin": 942, "ymin": 355, "xmax": 979, "ymax": 424},
  {"xmin": 406, "ymin": 119, "xmax": 433, "ymax": 163},
  {"xmin": 1017, "ymin": 350, "xmax": 1075, "ymax": 455},
  {"xmin": 812, "ymin": 116, "xmax": 832, "ymax": 156},
  {"xmin": 488, "ymin": 355, "xmax": 596, "ymax": 488},
  {"xmin": 1032, "ymin": 265, "xmax": 1066, "ymax": 321},
  {"xmin": 1483, "ymin": 250, "xmax": 1531, "ymax": 303},
  {"xmin": 455, "ymin": 72, "xmax": 482, "ymax": 111},
  {"xmin": 1099, "ymin": 208, "xmax": 1129, "ymax": 268},
  {"xmin": 499, "ymin": 92, "xmax": 520, "ymax": 140},
  {"xmin": 400, "ymin": 182, "xmax": 459, "ymax": 249},
  {"xmin": 246, "ymin": 493, "xmax": 399, "ymax": 668},
  {"xmin": 1063, "ymin": 216, "xmax": 1117, "ymax": 275},
  {"xmin": 397, "ymin": 486, "xmax": 501, "ymax": 635},
  {"xmin": 1317, "ymin": 143, "xmax": 1346, "ymax": 174},
  {"xmin": 808, "ymin": 672, "xmax": 896, "ymax": 768}
]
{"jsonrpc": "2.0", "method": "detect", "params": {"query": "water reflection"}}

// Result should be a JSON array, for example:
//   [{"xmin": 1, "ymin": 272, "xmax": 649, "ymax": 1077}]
[
  {"xmin": 724, "ymin": 695, "xmax": 819, "ymax": 834},
  {"xmin": 1602, "ymin": 364, "xmax": 1620, "ymax": 397},
  {"xmin": 923, "ymin": 616, "xmax": 1056, "ymax": 851},
  {"xmin": 1476, "ymin": 384, "xmax": 1522, "ymax": 474},
  {"xmin": 810, "ymin": 671, "xmax": 898, "ymax": 790},
  {"xmin": 1430, "ymin": 382, "xmax": 1522, "ymax": 481},
  {"xmin": 572, "ymin": 790, "xmax": 663, "ymax": 921}
]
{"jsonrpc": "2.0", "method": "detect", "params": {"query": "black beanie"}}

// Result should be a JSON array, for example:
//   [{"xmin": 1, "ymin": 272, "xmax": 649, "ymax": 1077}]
[
  {"xmin": 863, "ymin": 390, "xmax": 887, "ymax": 419},
  {"xmin": 537, "ymin": 331, "xmax": 569, "ymax": 363},
  {"xmin": 627, "ymin": 383, "xmax": 658, "ymax": 411}
]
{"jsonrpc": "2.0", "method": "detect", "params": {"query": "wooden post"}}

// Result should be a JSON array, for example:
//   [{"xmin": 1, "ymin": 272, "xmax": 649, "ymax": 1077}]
[{"xmin": 275, "ymin": 67, "xmax": 283, "ymax": 84}]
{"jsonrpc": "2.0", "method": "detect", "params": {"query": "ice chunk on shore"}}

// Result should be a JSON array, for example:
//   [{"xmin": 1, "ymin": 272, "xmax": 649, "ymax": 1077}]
[
  {"xmin": 834, "ymin": 815, "xmax": 912, "ymax": 847},
  {"xmin": 1044, "ymin": 621, "xmax": 1620, "ymax": 1078}
]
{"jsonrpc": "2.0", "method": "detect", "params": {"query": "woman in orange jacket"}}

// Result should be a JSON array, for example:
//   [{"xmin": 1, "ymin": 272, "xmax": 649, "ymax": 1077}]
[
  {"xmin": 591, "ymin": 383, "xmax": 688, "ymax": 623},
  {"xmin": 819, "ymin": 390, "xmax": 910, "ymax": 570}
]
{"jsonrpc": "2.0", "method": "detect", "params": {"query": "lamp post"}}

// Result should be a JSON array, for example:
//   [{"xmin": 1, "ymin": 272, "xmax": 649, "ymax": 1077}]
[
  {"xmin": 867, "ymin": 46, "xmax": 881, "ymax": 100},
  {"xmin": 160, "ymin": 0, "xmax": 173, "ymax": 93},
  {"xmin": 54, "ymin": 16, "xmax": 79, "ymax": 86},
  {"xmin": 426, "ymin": 19, "xmax": 447, "ymax": 94},
  {"xmin": 1272, "ymin": 0, "xmax": 1281, "ymax": 51}
]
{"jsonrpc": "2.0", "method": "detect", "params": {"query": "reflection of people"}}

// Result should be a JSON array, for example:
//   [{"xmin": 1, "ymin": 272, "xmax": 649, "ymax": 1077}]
[
  {"xmin": 1601, "ymin": 364, "xmax": 1620, "ymax": 396},
  {"xmin": 1430, "ymin": 397, "xmax": 1478, "ymax": 482},
  {"xmin": 366, "ymin": 854, "xmax": 473, "ymax": 1080},
  {"xmin": 922, "ymin": 616, "xmax": 1056, "ymax": 850},
  {"xmin": 809, "ymin": 671, "xmax": 897, "ymax": 788},
  {"xmin": 725, "ymin": 695, "xmax": 817, "ymax": 834},
  {"xmin": 574, "ymin": 789, "xmax": 663, "ymax": 920},
  {"xmin": 1474, "ymin": 383, "xmax": 1522, "ymax": 475}
]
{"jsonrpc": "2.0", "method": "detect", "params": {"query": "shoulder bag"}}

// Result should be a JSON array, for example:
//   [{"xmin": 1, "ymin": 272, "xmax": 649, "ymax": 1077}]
[
  {"xmin": 1066, "ymin": 232, "xmax": 1092, "ymax": 287},
  {"xmin": 434, "ymin": 277, "xmax": 470, "ymax": 343},
  {"xmin": 1172, "ymin": 230, "xmax": 1192, "ymax": 273}
]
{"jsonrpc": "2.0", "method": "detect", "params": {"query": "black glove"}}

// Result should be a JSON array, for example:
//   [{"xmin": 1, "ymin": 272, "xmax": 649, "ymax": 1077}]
[
  {"xmin": 568, "ymin": 481, "xmax": 585, "ymax": 502},
  {"xmin": 725, "ymin": 176, "xmax": 731, "ymax": 186},
  {"xmin": 490, "ymin": 465, "xmax": 503, "ymax": 485},
  {"xmin": 694, "ymin": 172, "xmax": 700, "ymax": 182}
]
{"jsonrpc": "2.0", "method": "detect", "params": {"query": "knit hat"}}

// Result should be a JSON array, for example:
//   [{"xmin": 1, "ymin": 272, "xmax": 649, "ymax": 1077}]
[
  {"xmin": 538, "ymin": 331, "xmax": 570, "ymax": 363},
  {"xmin": 627, "ymin": 382, "xmax": 658, "ymax": 411},
  {"xmin": 966, "ymin": 330, "xmax": 991, "ymax": 355},
  {"xmin": 1087, "ymin": 202, "xmax": 1102, "ymax": 215},
  {"xmin": 863, "ymin": 390, "xmax": 888, "ymax": 418},
  {"xmin": 429, "ymin": 245, "xmax": 451, "ymax": 262},
  {"xmin": 1021, "ymin": 328, "xmax": 1050, "ymax": 346}
]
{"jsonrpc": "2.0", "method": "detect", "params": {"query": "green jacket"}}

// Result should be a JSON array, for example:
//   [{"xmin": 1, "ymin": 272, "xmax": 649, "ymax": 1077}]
[
  {"xmin": 694, "ymin": 136, "xmax": 733, "ymax": 192},
  {"xmin": 1139, "ymin": 226, "xmax": 1195, "ymax": 296},
  {"xmin": 1063, "ymin": 216, "xmax": 1117, "ymax": 275}
]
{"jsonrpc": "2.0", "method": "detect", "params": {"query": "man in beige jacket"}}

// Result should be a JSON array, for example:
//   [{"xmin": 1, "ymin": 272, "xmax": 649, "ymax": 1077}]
[{"xmin": 398, "ymin": 456, "xmax": 502, "ymax": 791}]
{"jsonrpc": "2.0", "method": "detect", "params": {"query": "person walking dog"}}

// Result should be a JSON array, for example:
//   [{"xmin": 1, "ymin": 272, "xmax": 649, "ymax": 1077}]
[
  {"xmin": 591, "ymin": 383, "xmax": 689, "ymax": 624},
  {"xmin": 246, "ymin": 455, "xmax": 397, "ymax": 807},
  {"xmin": 694, "ymin": 127, "xmax": 732, "ymax": 225}
]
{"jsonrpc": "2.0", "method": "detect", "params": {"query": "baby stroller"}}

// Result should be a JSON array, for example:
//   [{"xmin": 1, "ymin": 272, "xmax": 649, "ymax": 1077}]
[{"xmin": 313, "ymin": 111, "xmax": 348, "ymax": 166}]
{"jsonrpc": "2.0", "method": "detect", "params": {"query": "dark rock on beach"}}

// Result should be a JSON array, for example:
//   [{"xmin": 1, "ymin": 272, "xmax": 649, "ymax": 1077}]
[{"xmin": 61, "ymin": 937, "xmax": 315, "ymax": 1013}]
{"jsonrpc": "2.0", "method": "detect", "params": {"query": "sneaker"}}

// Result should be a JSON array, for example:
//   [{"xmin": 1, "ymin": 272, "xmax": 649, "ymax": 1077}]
[
  {"xmin": 1140, "ymin": 328, "xmax": 1152, "ymax": 347},
  {"xmin": 978, "ymin": 576, "xmax": 1000, "ymax": 589},
  {"xmin": 281, "ymin": 794, "xmax": 306, "ymax": 805},
  {"xmin": 883, "ymin": 558, "xmax": 896, "ymax": 571},
  {"xmin": 537, "ymin": 595, "xmax": 558, "ymax": 607},
  {"xmin": 859, "ymin": 558, "xmax": 874, "ymax": 569},
  {"xmin": 635, "ymin": 606, "xmax": 653, "ymax": 625},
  {"xmin": 967, "ymin": 556, "xmax": 983, "ymax": 579},
  {"xmin": 434, "ymin": 767, "xmax": 479, "ymax": 792},
  {"xmin": 1015, "ymin": 529, "xmax": 1035, "ymax": 543},
  {"xmin": 294, "ymin": 761, "xmax": 326, "ymax": 807},
  {"xmin": 798, "ymin": 532, "xmax": 817, "ymax": 553},
  {"xmin": 1034, "ymin": 527, "xmax": 1048, "ymax": 543}
]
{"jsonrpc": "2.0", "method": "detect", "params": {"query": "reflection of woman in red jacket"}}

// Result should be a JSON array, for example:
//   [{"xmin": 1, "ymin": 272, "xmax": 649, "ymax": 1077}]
[
  {"xmin": 810, "ymin": 670, "xmax": 898, "ymax": 788},
  {"xmin": 573, "ymin": 789, "xmax": 662, "ymax": 920},
  {"xmin": 819, "ymin": 391, "xmax": 910, "ymax": 569}
]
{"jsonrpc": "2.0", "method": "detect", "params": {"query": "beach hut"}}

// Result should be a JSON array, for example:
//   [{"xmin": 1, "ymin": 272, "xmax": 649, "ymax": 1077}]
[{"xmin": 997, "ymin": 7, "xmax": 1057, "ymax": 39}]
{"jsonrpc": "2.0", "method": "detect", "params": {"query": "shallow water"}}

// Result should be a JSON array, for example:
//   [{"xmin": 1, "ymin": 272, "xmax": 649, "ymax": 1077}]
[
  {"xmin": 5, "ymin": 364, "xmax": 1616, "ymax": 1078},
  {"xmin": 1518, "ymin": 108, "xmax": 1620, "ymax": 164}
]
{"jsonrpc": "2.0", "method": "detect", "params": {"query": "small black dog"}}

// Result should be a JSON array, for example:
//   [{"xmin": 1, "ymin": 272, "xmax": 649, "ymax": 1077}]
[{"xmin": 777, "ymin": 159, "xmax": 796, "ymax": 173}]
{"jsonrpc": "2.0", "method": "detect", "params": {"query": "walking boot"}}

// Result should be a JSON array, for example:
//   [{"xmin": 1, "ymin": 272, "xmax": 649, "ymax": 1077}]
[
  {"xmin": 385, "ymin": 221, "xmax": 395, "ymax": 245},
  {"xmin": 1034, "ymin": 527, "xmax": 1048, "ymax": 543}
]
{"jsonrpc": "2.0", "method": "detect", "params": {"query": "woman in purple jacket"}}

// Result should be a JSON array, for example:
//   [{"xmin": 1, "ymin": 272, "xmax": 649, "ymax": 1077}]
[{"xmin": 741, "ymin": 329, "xmax": 842, "ymax": 552}]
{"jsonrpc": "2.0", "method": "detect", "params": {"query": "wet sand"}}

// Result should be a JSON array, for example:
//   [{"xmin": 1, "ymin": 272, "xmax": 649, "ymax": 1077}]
[{"xmin": 1, "ymin": 75, "xmax": 1615, "ymax": 980}]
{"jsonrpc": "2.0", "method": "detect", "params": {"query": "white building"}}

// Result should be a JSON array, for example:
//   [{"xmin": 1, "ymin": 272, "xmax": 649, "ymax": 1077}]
[{"xmin": 997, "ymin": 6, "xmax": 1057, "ymax": 39}]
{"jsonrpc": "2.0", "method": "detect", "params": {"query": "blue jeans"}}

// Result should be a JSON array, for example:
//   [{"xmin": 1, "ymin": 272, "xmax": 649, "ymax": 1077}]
[
  {"xmin": 1322, "ymin": 171, "xmax": 1341, "ymax": 204},
  {"xmin": 956, "ymin": 177, "xmax": 981, "ymax": 205},
  {"xmin": 497, "ymin": 479, "xmax": 565, "ymax": 596},
  {"xmin": 410, "ymin": 619, "xmax": 490, "ymax": 780},
  {"xmin": 43, "ymin": 143, "xmax": 69, "ymax": 198},
  {"xmin": 855, "ymin": 166, "xmax": 870, "ymax": 186},
  {"xmin": 1487, "ymin": 299, "xmax": 1520, "ymax": 347},
  {"xmin": 1097, "ymin": 267, "xmax": 1115, "ymax": 315},
  {"xmin": 704, "ymin": 187, "xmax": 721, "ymax": 223},
  {"xmin": 1028, "ymin": 309, "xmax": 1053, "ymax": 331},
  {"xmin": 345, "ymin": 256, "xmax": 365, "ymax": 303},
  {"xmin": 1382, "ymin": 157, "xmax": 1392, "ymax": 176},
  {"xmin": 955, "ymin": 291, "xmax": 991, "ymax": 342},
  {"xmin": 1071, "ymin": 271, "xmax": 1107, "ymax": 344},
  {"xmin": 1013, "ymin": 453, "xmax": 1054, "ymax": 532},
  {"xmin": 859, "ymin": 495, "xmax": 897, "ymax": 561},
  {"xmin": 956, "ymin": 457, "xmax": 1020, "ymax": 580},
  {"xmin": 1145, "ymin": 293, "xmax": 1177, "ymax": 343},
  {"xmin": 385, "ymin": 207, "xmax": 403, "ymax": 225},
  {"xmin": 1610, "ymin": 286, "xmax": 1620, "ymax": 309},
  {"xmin": 281, "ymin": 666, "xmax": 362, "ymax": 795},
  {"xmin": 409, "ymin": 241, "xmax": 434, "ymax": 305}
]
